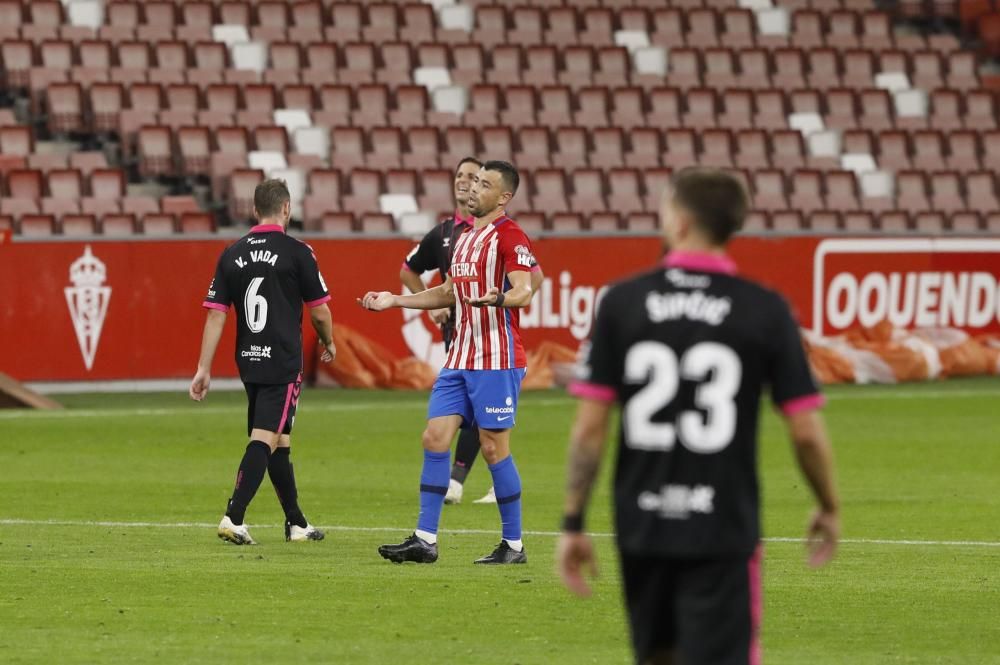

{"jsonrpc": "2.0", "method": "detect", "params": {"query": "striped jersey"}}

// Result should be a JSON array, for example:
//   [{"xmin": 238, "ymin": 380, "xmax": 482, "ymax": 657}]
[{"xmin": 445, "ymin": 214, "xmax": 539, "ymax": 370}]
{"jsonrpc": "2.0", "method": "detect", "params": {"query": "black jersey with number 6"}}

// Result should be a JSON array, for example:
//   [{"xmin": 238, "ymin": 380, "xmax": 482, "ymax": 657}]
[
  {"xmin": 202, "ymin": 224, "xmax": 330, "ymax": 384},
  {"xmin": 571, "ymin": 252, "xmax": 823, "ymax": 558}
]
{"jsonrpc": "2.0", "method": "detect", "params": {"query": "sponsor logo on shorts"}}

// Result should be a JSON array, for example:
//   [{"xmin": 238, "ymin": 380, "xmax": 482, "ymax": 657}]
[
  {"xmin": 638, "ymin": 484, "xmax": 715, "ymax": 520},
  {"xmin": 485, "ymin": 396, "xmax": 515, "ymax": 415}
]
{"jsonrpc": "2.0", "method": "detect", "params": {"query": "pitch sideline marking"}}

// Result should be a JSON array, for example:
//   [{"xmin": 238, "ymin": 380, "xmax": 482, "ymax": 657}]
[
  {"xmin": 1, "ymin": 518, "xmax": 998, "ymax": 548},
  {"xmin": 3, "ymin": 389, "xmax": 1000, "ymax": 421}
]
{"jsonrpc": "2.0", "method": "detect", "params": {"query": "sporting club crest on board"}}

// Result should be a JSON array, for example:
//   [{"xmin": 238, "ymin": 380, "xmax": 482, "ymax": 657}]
[{"xmin": 65, "ymin": 246, "xmax": 111, "ymax": 371}]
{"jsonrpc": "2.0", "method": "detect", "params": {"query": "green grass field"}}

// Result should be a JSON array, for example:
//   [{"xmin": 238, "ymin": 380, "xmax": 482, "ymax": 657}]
[{"xmin": 2, "ymin": 379, "xmax": 999, "ymax": 664}]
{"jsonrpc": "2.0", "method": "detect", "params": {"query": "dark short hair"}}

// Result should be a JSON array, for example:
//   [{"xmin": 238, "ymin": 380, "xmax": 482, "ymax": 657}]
[
  {"xmin": 253, "ymin": 179, "xmax": 290, "ymax": 219},
  {"xmin": 482, "ymin": 160, "xmax": 519, "ymax": 195},
  {"xmin": 669, "ymin": 167, "xmax": 748, "ymax": 244},
  {"xmin": 455, "ymin": 156, "xmax": 482, "ymax": 174}
]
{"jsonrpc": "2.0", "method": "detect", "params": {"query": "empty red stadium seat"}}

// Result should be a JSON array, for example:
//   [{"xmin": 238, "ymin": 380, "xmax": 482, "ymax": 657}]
[
  {"xmin": 0, "ymin": 126, "xmax": 33, "ymax": 157},
  {"xmin": 418, "ymin": 169, "xmax": 452, "ymax": 214},
  {"xmin": 515, "ymin": 127, "xmax": 552, "ymax": 170},
  {"xmin": 61, "ymin": 214, "xmax": 98, "ymax": 236},
  {"xmin": 611, "ymin": 87, "xmax": 646, "ymax": 130},
  {"xmin": 178, "ymin": 212, "xmax": 215, "ymax": 234},
  {"xmin": 569, "ymin": 169, "xmax": 607, "ymax": 215},
  {"xmin": 47, "ymin": 169, "xmax": 82, "ymax": 200},
  {"xmin": 368, "ymin": 127, "xmax": 404, "ymax": 170},
  {"xmin": 7, "ymin": 169, "xmax": 42, "ymax": 199},
  {"xmin": 607, "ymin": 168, "xmax": 643, "ymax": 216},
  {"xmin": 896, "ymin": 171, "xmax": 931, "ymax": 214},
  {"xmin": 18, "ymin": 214, "xmax": 56, "ymax": 237},
  {"xmin": 354, "ymin": 85, "xmax": 389, "ymax": 128},
  {"xmin": 141, "ymin": 213, "xmax": 176, "ymax": 235},
  {"xmin": 482, "ymin": 126, "xmax": 514, "ymax": 164},
  {"xmin": 562, "ymin": 46, "xmax": 595, "ymax": 88},
  {"xmin": 625, "ymin": 128, "xmax": 661, "ymax": 169},
  {"xmin": 229, "ymin": 169, "xmax": 264, "ymax": 222}
]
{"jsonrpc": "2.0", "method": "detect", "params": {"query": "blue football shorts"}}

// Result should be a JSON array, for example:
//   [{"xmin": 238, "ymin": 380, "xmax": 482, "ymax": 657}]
[{"xmin": 427, "ymin": 367, "xmax": 527, "ymax": 430}]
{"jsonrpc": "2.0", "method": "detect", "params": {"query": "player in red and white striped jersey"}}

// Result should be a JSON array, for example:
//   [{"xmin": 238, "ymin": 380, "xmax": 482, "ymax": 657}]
[{"xmin": 359, "ymin": 161, "xmax": 542, "ymax": 565}]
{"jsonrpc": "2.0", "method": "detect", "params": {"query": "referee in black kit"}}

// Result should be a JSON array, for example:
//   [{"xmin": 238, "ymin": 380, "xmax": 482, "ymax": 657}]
[
  {"xmin": 558, "ymin": 168, "xmax": 840, "ymax": 665},
  {"xmin": 400, "ymin": 157, "xmax": 483, "ymax": 505},
  {"xmin": 190, "ymin": 179, "xmax": 337, "ymax": 545},
  {"xmin": 399, "ymin": 157, "xmax": 542, "ymax": 505}
]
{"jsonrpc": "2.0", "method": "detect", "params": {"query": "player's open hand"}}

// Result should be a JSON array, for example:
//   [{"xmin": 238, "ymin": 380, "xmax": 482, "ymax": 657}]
[
  {"xmin": 556, "ymin": 532, "xmax": 599, "ymax": 598},
  {"xmin": 189, "ymin": 368, "xmax": 210, "ymax": 402},
  {"xmin": 320, "ymin": 340, "xmax": 337, "ymax": 364},
  {"xmin": 465, "ymin": 286, "xmax": 499, "ymax": 307},
  {"xmin": 358, "ymin": 291, "xmax": 396, "ymax": 311},
  {"xmin": 806, "ymin": 509, "xmax": 839, "ymax": 568}
]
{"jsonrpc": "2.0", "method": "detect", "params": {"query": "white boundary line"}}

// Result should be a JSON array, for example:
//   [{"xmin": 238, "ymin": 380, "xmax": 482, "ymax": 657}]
[
  {"xmin": 3, "ymin": 389, "xmax": 999, "ymax": 420},
  {"xmin": 1, "ymin": 519, "xmax": 998, "ymax": 548}
]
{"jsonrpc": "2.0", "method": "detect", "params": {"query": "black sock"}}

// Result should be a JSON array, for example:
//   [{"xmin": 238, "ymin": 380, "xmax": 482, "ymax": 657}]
[
  {"xmin": 451, "ymin": 428, "xmax": 481, "ymax": 484},
  {"xmin": 268, "ymin": 447, "xmax": 308, "ymax": 528},
  {"xmin": 225, "ymin": 441, "xmax": 272, "ymax": 525}
]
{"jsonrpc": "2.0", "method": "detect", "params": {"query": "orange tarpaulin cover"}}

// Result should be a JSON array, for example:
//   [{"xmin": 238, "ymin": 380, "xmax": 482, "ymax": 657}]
[
  {"xmin": 319, "ymin": 323, "xmax": 999, "ymax": 391},
  {"xmin": 805, "ymin": 322, "xmax": 1000, "ymax": 384}
]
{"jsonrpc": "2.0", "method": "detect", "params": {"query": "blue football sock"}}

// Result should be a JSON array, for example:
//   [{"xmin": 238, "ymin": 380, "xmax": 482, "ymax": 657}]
[
  {"xmin": 416, "ymin": 450, "xmax": 451, "ymax": 536},
  {"xmin": 488, "ymin": 455, "xmax": 523, "ymax": 543}
]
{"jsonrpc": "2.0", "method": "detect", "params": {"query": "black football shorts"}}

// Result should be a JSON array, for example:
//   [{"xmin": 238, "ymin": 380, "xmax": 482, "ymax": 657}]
[
  {"xmin": 619, "ymin": 546, "xmax": 762, "ymax": 665},
  {"xmin": 244, "ymin": 374, "xmax": 302, "ymax": 437}
]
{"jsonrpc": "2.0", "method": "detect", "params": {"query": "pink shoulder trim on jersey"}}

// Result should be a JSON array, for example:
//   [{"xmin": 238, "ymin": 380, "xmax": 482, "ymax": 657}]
[
  {"xmin": 305, "ymin": 294, "xmax": 331, "ymax": 308},
  {"xmin": 529, "ymin": 265, "xmax": 542, "ymax": 272},
  {"xmin": 202, "ymin": 301, "xmax": 228, "ymax": 312},
  {"xmin": 662, "ymin": 251, "xmax": 737, "ymax": 275},
  {"xmin": 250, "ymin": 224, "xmax": 285, "ymax": 234},
  {"xmin": 780, "ymin": 393, "xmax": 826, "ymax": 416},
  {"xmin": 568, "ymin": 381, "xmax": 617, "ymax": 403},
  {"xmin": 401, "ymin": 261, "xmax": 415, "ymax": 273}
]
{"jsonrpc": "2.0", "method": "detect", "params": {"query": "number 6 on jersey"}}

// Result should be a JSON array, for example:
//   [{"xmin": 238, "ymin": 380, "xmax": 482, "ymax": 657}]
[{"xmin": 244, "ymin": 277, "xmax": 269, "ymax": 333}]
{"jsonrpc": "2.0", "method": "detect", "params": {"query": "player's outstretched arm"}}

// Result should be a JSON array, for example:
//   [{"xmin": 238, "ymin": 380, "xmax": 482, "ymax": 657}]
[
  {"xmin": 358, "ymin": 277, "xmax": 456, "ymax": 312},
  {"xmin": 557, "ymin": 398, "xmax": 613, "ymax": 598},
  {"xmin": 465, "ymin": 270, "xmax": 534, "ymax": 308},
  {"xmin": 310, "ymin": 303, "xmax": 336, "ymax": 363},
  {"xmin": 189, "ymin": 309, "xmax": 227, "ymax": 401},
  {"xmin": 786, "ymin": 409, "xmax": 840, "ymax": 568}
]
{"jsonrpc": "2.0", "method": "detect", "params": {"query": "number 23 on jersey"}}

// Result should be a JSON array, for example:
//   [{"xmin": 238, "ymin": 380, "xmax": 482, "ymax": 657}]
[{"xmin": 624, "ymin": 341, "xmax": 742, "ymax": 454}]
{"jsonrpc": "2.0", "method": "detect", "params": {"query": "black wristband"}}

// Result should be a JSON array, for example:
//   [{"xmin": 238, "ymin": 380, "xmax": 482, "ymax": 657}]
[
  {"xmin": 493, "ymin": 292, "xmax": 506, "ymax": 308},
  {"xmin": 562, "ymin": 514, "xmax": 585, "ymax": 533}
]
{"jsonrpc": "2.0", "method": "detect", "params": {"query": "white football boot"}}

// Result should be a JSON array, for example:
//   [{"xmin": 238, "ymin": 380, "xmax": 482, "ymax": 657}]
[
  {"xmin": 473, "ymin": 486, "xmax": 497, "ymax": 504},
  {"xmin": 286, "ymin": 523, "xmax": 325, "ymax": 542},
  {"xmin": 217, "ymin": 515, "xmax": 256, "ymax": 545},
  {"xmin": 444, "ymin": 478, "xmax": 464, "ymax": 505}
]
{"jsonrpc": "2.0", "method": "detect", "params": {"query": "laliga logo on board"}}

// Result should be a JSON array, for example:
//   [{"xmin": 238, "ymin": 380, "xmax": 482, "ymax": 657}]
[
  {"xmin": 521, "ymin": 271, "xmax": 609, "ymax": 341},
  {"xmin": 65, "ymin": 245, "xmax": 111, "ymax": 371}
]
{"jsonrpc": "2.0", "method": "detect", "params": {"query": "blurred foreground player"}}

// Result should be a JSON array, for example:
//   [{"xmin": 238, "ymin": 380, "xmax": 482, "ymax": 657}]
[
  {"xmin": 557, "ymin": 168, "xmax": 840, "ymax": 664},
  {"xmin": 360, "ymin": 161, "xmax": 541, "ymax": 564},
  {"xmin": 190, "ymin": 179, "xmax": 337, "ymax": 545}
]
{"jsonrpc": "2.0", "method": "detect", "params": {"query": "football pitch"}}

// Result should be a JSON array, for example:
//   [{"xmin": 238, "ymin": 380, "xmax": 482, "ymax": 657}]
[{"xmin": 2, "ymin": 380, "xmax": 999, "ymax": 664}]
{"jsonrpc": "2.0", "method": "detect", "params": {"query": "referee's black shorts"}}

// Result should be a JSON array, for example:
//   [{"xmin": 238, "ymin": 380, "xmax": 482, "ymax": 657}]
[
  {"xmin": 619, "ymin": 545, "xmax": 762, "ymax": 665},
  {"xmin": 244, "ymin": 373, "xmax": 302, "ymax": 437}
]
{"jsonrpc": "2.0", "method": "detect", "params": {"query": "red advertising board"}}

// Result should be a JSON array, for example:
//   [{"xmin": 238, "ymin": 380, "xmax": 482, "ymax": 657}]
[
  {"xmin": 2, "ymin": 234, "xmax": 996, "ymax": 383},
  {"xmin": 811, "ymin": 238, "xmax": 1000, "ymax": 336}
]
